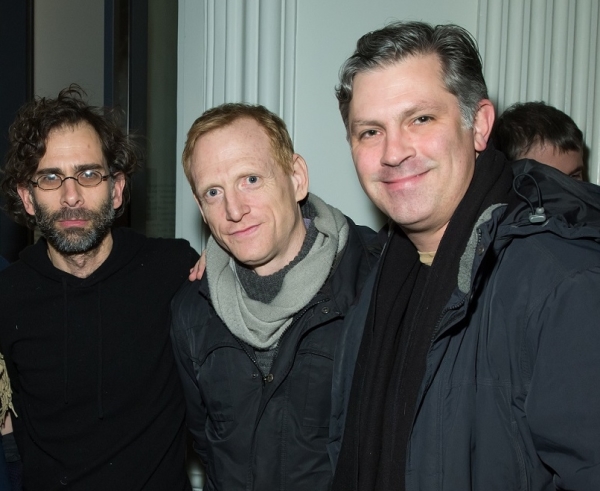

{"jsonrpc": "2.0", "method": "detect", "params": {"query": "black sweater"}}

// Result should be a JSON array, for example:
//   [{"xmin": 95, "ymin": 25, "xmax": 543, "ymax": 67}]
[{"xmin": 0, "ymin": 228, "xmax": 198, "ymax": 490}]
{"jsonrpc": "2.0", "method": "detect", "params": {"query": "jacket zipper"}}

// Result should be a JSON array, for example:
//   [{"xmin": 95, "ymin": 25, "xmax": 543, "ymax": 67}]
[
  {"xmin": 234, "ymin": 296, "xmax": 331, "ymax": 385},
  {"xmin": 244, "ymin": 295, "xmax": 332, "ymax": 491},
  {"xmin": 430, "ymin": 227, "xmax": 484, "ymax": 344},
  {"xmin": 234, "ymin": 337, "xmax": 269, "ymax": 383}
]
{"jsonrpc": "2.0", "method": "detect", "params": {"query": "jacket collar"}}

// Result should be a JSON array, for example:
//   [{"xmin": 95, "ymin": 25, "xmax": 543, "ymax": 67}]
[{"xmin": 435, "ymin": 156, "xmax": 600, "ymax": 342}]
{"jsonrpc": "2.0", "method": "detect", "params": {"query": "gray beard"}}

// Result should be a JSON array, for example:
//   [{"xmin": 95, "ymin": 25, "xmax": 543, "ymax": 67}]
[{"xmin": 33, "ymin": 197, "xmax": 116, "ymax": 255}]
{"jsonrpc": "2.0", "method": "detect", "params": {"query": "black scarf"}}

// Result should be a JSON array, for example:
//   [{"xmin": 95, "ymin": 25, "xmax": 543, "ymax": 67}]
[{"xmin": 332, "ymin": 147, "xmax": 513, "ymax": 491}]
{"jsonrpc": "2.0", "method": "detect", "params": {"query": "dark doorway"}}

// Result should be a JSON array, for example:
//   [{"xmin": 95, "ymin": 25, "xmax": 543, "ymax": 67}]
[
  {"xmin": 0, "ymin": 0, "xmax": 179, "ymax": 261},
  {"xmin": 0, "ymin": 0, "xmax": 33, "ymax": 261}
]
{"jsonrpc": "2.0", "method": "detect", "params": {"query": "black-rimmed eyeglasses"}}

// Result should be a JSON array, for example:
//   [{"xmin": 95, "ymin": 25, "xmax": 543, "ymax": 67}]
[{"xmin": 29, "ymin": 170, "xmax": 113, "ymax": 191}]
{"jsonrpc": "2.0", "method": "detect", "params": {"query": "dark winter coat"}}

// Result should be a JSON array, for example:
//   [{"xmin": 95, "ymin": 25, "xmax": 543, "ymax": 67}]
[
  {"xmin": 171, "ymin": 217, "xmax": 380, "ymax": 491},
  {"xmin": 330, "ymin": 158, "xmax": 600, "ymax": 490},
  {"xmin": 0, "ymin": 228, "xmax": 198, "ymax": 490}
]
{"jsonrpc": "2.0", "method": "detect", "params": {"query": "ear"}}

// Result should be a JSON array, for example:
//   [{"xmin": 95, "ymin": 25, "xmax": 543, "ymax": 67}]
[
  {"xmin": 193, "ymin": 193, "xmax": 208, "ymax": 224},
  {"xmin": 290, "ymin": 154, "xmax": 309, "ymax": 203},
  {"xmin": 472, "ymin": 99, "xmax": 495, "ymax": 153},
  {"xmin": 111, "ymin": 172, "xmax": 126, "ymax": 209},
  {"xmin": 17, "ymin": 184, "xmax": 35, "ymax": 216}
]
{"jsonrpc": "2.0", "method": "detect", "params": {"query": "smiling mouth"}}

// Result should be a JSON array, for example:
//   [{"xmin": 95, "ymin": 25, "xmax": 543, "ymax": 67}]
[
  {"xmin": 382, "ymin": 169, "xmax": 430, "ymax": 185},
  {"xmin": 229, "ymin": 224, "xmax": 259, "ymax": 236}
]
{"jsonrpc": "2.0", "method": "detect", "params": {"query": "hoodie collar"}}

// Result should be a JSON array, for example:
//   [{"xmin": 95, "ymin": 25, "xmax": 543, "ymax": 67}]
[{"xmin": 20, "ymin": 227, "xmax": 146, "ymax": 286}]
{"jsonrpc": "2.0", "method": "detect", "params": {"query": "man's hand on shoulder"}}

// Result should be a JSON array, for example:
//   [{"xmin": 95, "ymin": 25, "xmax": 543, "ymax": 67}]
[{"xmin": 189, "ymin": 251, "xmax": 206, "ymax": 281}]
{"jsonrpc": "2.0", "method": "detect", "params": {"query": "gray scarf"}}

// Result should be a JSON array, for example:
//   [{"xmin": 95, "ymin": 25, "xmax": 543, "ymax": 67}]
[{"xmin": 205, "ymin": 194, "xmax": 348, "ymax": 349}]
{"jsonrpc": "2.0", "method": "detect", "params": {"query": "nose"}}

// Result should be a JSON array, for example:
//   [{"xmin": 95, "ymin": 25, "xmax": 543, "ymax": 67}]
[
  {"xmin": 59, "ymin": 177, "xmax": 84, "ymax": 207},
  {"xmin": 381, "ymin": 129, "xmax": 413, "ymax": 167},
  {"xmin": 224, "ymin": 191, "xmax": 250, "ymax": 222}
]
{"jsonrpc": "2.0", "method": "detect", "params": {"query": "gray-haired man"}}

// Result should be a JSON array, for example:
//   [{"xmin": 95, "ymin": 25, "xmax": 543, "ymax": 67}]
[{"xmin": 332, "ymin": 21, "xmax": 600, "ymax": 491}]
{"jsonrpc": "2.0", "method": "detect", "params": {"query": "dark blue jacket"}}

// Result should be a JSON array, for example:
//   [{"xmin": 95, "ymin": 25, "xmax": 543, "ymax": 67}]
[
  {"xmin": 171, "ymin": 217, "xmax": 380, "ymax": 491},
  {"xmin": 331, "ymin": 159, "xmax": 600, "ymax": 490}
]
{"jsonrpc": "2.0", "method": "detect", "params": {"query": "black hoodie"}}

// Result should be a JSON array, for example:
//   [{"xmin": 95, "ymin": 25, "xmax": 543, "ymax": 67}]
[{"xmin": 0, "ymin": 227, "xmax": 198, "ymax": 490}]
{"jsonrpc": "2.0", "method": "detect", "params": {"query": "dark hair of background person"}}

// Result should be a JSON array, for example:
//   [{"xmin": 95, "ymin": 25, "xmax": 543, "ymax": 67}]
[
  {"xmin": 491, "ymin": 101, "xmax": 584, "ymax": 161},
  {"xmin": 335, "ymin": 20, "xmax": 488, "ymax": 136},
  {"xmin": 1, "ymin": 84, "xmax": 141, "ymax": 229}
]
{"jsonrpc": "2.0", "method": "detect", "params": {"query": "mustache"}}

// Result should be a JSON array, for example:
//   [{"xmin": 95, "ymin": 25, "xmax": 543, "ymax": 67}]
[{"xmin": 50, "ymin": 208, "xmax": 97, "ymax": 221}]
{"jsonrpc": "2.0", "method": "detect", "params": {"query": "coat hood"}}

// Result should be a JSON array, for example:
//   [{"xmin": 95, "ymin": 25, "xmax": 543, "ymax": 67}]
[{"xmin": 500, "ymin": 159, "xmax": 600, "ymax": 242}]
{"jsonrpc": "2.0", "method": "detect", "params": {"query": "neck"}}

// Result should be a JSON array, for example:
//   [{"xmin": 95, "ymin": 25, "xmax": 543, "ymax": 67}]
[
  {"xmin": 405, "ymin": 222, "xmax": 447, "ymax": 255},
  {"xmin": 47, "ymin": 232, "xmax": 114, "ymax": 278}
]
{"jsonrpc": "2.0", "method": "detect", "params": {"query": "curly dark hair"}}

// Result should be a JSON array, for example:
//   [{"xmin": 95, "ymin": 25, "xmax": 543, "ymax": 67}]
[{"xmin": 1, "ymin": 85, "xmax": 141, "ymax": 228}]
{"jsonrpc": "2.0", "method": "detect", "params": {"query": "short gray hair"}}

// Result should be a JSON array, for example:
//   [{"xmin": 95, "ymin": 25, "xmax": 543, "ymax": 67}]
[{"xmin": 336, "ymin": 21, "xmax": 488, "ymax": 135}]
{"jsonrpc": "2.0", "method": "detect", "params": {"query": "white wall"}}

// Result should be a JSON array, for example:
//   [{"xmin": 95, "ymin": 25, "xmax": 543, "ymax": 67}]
[
  {"xmin": 293, "ymin": 0, "xmax": 479, "ymax": 231},
  {"xmin": 176, "ymin": 0, "xmax": 479, "ymax": 251}
]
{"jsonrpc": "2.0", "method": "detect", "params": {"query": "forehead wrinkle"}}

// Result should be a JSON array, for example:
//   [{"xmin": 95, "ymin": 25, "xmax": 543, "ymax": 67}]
[
  {"xmin": 35, "ymin": 162, "xmax": 106, "ymax": 176},
  {"xmin": 36, "ymin": 162, "xmax": 104, "ymax": 174}
]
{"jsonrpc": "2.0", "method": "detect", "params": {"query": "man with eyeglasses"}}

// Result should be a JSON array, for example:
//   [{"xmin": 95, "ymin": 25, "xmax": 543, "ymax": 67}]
[{"xmin": 0, "ymin": 86, "xmax": 197, "ymax": 490}]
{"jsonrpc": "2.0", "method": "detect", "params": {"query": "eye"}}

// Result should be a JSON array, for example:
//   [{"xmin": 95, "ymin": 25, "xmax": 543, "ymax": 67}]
[
  {"xmin": 206, "ymin": 188, "xmax": 219, "ymax": 197},
  {"xmin": 40, "ymin": 173, "xmax": 59, "ymax": 183},
  {"xmin": 360, "ymin": 129, "xmax": 379, "ymax": 139},
  {"xmin": 570, "ymin": 171, "xmax": 583, "ymax": 181},
  {"xmin": 78, "ymin": 170, "xmax": 102, "ymax": 184},
  {"xmin": 246, "ymin": 175, "xmax": 259, "ymax": 184},
  {"xmin": 414, "ymin": 115, "xmax": 433, "ymax": 125},
  {"xmin": 80, "ymin": 170, "xmax": 98, "ymax": 178}
]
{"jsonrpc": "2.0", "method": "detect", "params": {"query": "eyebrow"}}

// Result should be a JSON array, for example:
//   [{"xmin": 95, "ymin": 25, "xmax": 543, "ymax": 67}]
[
  {"xmin": 35, "ymin": 163, "xmax": 107, "ymax": 176},
  {"xmin": 350, "ymin": 101, "xmax": 447, "ymax": 133},
  {"xmin": 350, "ymin": 119, "xmax": 381, "ymax": 132}
]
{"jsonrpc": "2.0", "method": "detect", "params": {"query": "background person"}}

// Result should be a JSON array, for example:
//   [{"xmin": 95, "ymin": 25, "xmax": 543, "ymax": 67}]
[
  {"xmin": 0, "ymin": 254, "xmax": 17, "ymax": 491},
  {"xmin": 492, "ymin": 101, "xmax": 586, "ymax": 180}
]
